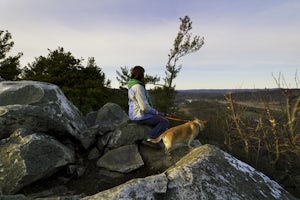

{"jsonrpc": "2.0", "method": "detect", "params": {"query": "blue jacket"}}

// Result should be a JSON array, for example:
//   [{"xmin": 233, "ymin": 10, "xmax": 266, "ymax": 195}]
[{"xmin": 128, "ymin": 79, "xmax": 157, "ymax": 120}]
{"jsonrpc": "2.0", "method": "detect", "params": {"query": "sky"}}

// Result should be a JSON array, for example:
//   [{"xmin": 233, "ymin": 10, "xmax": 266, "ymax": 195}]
[{"xmin": 1, "ymin": 0, "xmax": 300, "ymax": 89}]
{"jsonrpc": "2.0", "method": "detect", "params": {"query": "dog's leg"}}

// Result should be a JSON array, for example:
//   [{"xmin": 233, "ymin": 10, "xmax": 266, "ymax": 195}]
[
  {"xmin": 187, "ymin": 132, "xmax": 197, "ymax": 149},
  {"xmin": 187, "ymin": 137, "xmax": 193, "ymax": 149},
  {"xmin": 163, "ymin": 138, "xmax": 172, "ymax": 155},
  {"xmin": 165, "ymin": 148, "xmax": 171, "ymax": 155}
]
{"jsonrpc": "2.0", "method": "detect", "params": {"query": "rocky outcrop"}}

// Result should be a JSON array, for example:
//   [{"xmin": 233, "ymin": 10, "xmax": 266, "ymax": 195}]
[
  {"xmin": 94, "ymin": 102, "xmax": 129, "ymax": 126},
  {"xmin": 0, "ymin": 81, "xmax": 87, "ymax": 140},
  {"xmin": 83, "ymin": 144, "xmax": 297, "ymax": 200},
  {"xmin": 96, "ymin": 144, "xmax": 144, "ymax": 173},
  {"xmin": 82, "ymin": 174, "xmax": 168, "ymax": 200},
  {"xmin": 79, "ymin": 103, "xmax": 151, "ymax": 150},
  {"xmin": 0, "ymin": 80, "xmax": 298, "ymax": 199},
  {"xmin": 0, "ymin": 128, "xmax": 75, "ymax": 195}
]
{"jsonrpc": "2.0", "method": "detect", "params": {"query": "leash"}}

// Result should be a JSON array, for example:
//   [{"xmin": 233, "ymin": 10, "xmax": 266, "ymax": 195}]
[{"xmin": 164, "ymin": 115, "xmax": 190, "ymax": 123}]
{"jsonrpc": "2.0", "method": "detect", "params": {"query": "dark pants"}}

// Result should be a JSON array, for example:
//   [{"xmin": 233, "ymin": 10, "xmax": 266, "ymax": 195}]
[{"xmin": 138, "ymin": 115, "xmax": 169, "ymax": 139}]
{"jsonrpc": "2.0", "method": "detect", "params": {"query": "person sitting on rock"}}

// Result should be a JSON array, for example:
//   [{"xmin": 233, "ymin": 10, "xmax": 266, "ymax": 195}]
[{"xmin": 127, "ymin": 65, "xmax": 169, "ymax": 140}]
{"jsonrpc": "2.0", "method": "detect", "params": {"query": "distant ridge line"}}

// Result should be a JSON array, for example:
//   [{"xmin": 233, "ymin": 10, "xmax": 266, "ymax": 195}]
[{"xmin": 177, "ymin": 88, "xmax": 289, "ymax": 94}]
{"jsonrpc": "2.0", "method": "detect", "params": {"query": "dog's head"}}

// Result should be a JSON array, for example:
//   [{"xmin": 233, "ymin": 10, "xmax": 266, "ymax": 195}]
[{"xmin": 193, "ymin": 117, "xmax": 207, "ymax": 131}]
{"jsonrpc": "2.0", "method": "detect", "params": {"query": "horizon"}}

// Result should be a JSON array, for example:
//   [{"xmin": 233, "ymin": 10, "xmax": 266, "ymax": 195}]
[
  {"xmin": 176, "ymin": 87, "xmax": 299, "ymax": 91},
  {"xmin": 1, "ymin": 0, "xmax": 299, "ymax": 90}
]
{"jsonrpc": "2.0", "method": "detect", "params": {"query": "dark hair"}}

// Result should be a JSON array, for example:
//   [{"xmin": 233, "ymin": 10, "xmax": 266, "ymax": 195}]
[{"xmin": 130, "ymin": 66, "xmax": 145, "ymax": 82}]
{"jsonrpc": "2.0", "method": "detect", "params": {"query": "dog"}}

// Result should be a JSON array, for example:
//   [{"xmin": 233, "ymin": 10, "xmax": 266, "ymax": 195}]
[{"xmin": 147, "ymin": 118, "xmax": 207, "ymax": 155}]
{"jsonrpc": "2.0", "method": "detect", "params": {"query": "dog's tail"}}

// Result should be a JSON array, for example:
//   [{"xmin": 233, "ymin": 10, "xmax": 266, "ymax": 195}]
[{"xmin": 146, "ymin": 135, "xmax": 163, "ymax": 143}]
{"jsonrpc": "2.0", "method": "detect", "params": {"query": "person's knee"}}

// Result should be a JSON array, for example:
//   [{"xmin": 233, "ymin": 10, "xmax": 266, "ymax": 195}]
[
  {"xmin": 166, "ymin": 119, "xmax": 169, "ymax": 126},
  {"xmin": 162, "ymin": 118, "xmax": 169, "ymax": 127}
]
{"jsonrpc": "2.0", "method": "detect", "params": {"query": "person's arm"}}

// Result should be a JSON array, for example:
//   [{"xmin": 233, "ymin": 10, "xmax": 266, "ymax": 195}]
[{"xmin": 134, "ymin": 84, "xmax": 157, "ymax": 115}]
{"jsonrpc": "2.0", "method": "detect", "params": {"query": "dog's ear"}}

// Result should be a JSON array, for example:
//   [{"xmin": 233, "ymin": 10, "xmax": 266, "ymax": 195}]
[{"xmin": 202, "ymin": 120, "xmax": 208, "ymax": 124}]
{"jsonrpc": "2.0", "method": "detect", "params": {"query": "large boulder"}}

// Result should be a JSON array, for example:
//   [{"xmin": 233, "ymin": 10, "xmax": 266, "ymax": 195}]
[
  {"xmin": 0, "ymin": 128, "xmax": 75, "ymax": 195},
  {"xmin": 80, "ymin": 103, "xmax": 151, "ymax": 150},
  {"xmin": 82, "ymin": 144, "xmax": 297, "ymax": 200},
  {"xmin": 0, "ymin": 81, "xmax": 87, "ymax": 140},
  {"xmin": 82, "ymin": 174, "xmax": 168, "ymax": 200},
  {"xmin": 105, "ymin": 122, "xmax": 152, "ymax": 149},
  {"xmin": 96, "ymin": 144, "xmax": 144, "ymax": 173},
  {"xmin": 79, "ymin": 122, "xmax": 118, "ymax": 150},
  {"xmin": 164, "ymin": 144, "xmax": 295, "ymax": 199},
  {"xmin": 94, "ymin": 102, "xmax": 128, "ymax": 127}
]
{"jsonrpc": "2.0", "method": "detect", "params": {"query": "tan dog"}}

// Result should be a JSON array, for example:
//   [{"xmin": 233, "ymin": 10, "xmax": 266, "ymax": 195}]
[{"xmin": 147, "ymin": 118, "xmax": 207, "ymax": 155}]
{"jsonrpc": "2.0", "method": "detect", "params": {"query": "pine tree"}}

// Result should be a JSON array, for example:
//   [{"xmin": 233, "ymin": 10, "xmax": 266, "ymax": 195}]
[
  {"xmin": 0, "ymin": 30, "xmax": 23, "ymax": 80},
  {"xmin": 154, "ymin": 16, "xmax": 204, "ymax": 114},
  {"xmin": 22, "ymin": 47, "xmax": 111, "ymax": 114}
]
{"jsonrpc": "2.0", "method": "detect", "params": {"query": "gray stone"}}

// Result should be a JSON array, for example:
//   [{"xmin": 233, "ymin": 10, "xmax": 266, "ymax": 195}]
[
  {"xmin": 0, "ymin": 194, "xmax": 27, "ymax": 200},
  {"xmin": 79, "ymin": 123, "xmax": 116, "ymax": 150},
  {"xmin": 94, "ymin": 103, "xmax": 128, "ymax": 126},
  {"xmin": 0, "ymin": 105, "xmax": 67, "ymax": 139},
  {"xmin": 96, "ymin": 144, "xmax": 144, "ymax": 173},
  {"xmin": 97, "ymin": 168, "xmax": 125, "ymax": 179},
  {"xmin": 0, "ymin": 128, "xmax": 75, "ymax": 195},
  {"xmin": 67, "ymin": 165, "xmax": 86, "ymax": 178},
  {"xmin": 96, "ymin": 133, "xmax": 110, "ymax": 151},
  {"xmin": 93, "ymin": 122, "xmax": 151, "ymax": 152},
  {"xmin": 26, "ymin": 185, "xmax": 83, "ymax": 199},
  {"xmin": 79, "ymin": 125, "xmax": 101, "ymax": 149},
  {"xmin": 106, "ymin": 122, "xmax": 152, "ymax": 149},
  {"xmin": 164, "ymin": 144, "xmax": 297, "ymax": 200},
  {"xmin": 85, "ymin": 144, "xmax": 297, "ymax": 200},
  {"xmin": 0, "ymin": 81, "xmax": 87, "ymax": 140},
  {"xmin": 85, "ymin": 111, "xmax": 97, "ymax": 127},
  {"xmin": 81, "ymin": 173, "xmax": 168, "ymax": 200},
  {"xmin": 88, "ymin": 147, "xmax": 101, "ymax": 160}
]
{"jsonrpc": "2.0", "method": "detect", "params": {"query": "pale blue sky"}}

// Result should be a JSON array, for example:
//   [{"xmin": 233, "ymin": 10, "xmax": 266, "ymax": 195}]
[{"xmin": 1, "ymin": 0, "xmax": 299, "ymax": 89}]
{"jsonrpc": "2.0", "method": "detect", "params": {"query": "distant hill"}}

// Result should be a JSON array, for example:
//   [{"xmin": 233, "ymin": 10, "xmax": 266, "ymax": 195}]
[
  {"xmin": 178, "ymin": 89, "xmax": 261, "ymax": 94},
  {"xmin": 176, "ymin": 88, "xmax": 300, "ymax": 103},
  {"xmin": 176, "ymin": 89, "xmax": 263, "ymax": 102}
]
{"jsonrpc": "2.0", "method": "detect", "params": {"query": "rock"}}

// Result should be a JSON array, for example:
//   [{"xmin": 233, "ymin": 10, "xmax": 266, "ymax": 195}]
[
  {"xmin": 79, "ymin": 123, "xmax": 115, "ymax": 150},
  {"xmin": 0, "ymin": 81, "xmax": 87, "ymax": 140},
  {"xmin": 25, "ymin": 185, "xmax": 83, "ymax": 199},
  {"xmin": 97, "ymin": 168, "xmax": 125, "ymax": 179},
  {"xmin": 97, "ymin": 144, "xmax": 144, "ymax": 173},
  {"xmin": 94, "ymin": 103, "xmax": 128, "ymax": 127},
  {"xmin": 79, "ymin": 125, "xmax": 102, "ymax": 149},
  {"xmin": 66, "ymin": 165, "xmax": 86, "ymax": 178},
  {"xmin": 165, "ymin": 144, "xmax": 297, "ymax": 199},
  {"xmin": 91, "ymin": 121, "xmax": 151, "ymax": 151},
  {"xmin": 81, "ymin": 173, "xmax": 168, "ymax": 200},
  {"xmin": 0, "ymin": 128, "xmax": 75, "ymax": 195},
  {"xmin": 106, "ymin": 122, "xmax": 152, "ymax": 149},
  {"xmin": 138, "ymin": 142, "xmax": 187, "ymax": 173},
  {"xmin": 85, "ymin": 111, "xmax": 97, "ymax": 127},
  {"xmin": 84, "ymin": 144, "xmax": 297, "ymax": 200},
  {"xmin": 190, "ymin": 139, "xmax": 202, "ymax": 147},
  {"xmin": 0, "ymin": 81, "xmax": 297, "ymax": 199},
  {"xmin": 80, "ymin": 103, "xmax": 151, "ymax": 150},
  {"xmin": 0, "ymin": 194, "xmax": 27, "ymax": 200},
  {"xmin": 96, "ymin": 132, "xmax": 111, "ymax": 151},
  {"xmin": 88, "ymin": 147, "xmax": 101, "ymax": 160}
]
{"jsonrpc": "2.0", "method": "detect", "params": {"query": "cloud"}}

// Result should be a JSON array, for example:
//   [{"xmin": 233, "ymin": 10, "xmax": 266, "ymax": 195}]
[{"xmin": 1, "ymin": 0, "xmax": 300, "ymax": 89}]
